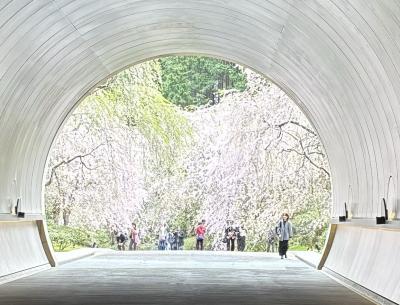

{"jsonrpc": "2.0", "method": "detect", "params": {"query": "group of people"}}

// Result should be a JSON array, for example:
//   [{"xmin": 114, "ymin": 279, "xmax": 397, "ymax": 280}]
[
  {"xmin": 115, "ymin": 222, "xmax": 140, "ymax": 251},
  {"xmin": 223, "ymin": 213, "xmax": 293, "ymax": 258},
  {"xmin": 194, "ymin": 219, "xmax": 247, "ymax": 252},
  {"xmin": 171, "ymin": 213, "xmax": 293, "ymax": 258},
  {"xmin": 115, "ymin": 222, "xmax": 186, "ymax": 251},
  {"xmin": 114, "ymin": 213, "xmax": 293, "ymax": 260},
  {"xmin": 158, "ymin": 225, "xmax": 185, "ymax": 250},
  {"xmin": 223, "ymin": 220, "xmax": 247, "ymax": 251}
]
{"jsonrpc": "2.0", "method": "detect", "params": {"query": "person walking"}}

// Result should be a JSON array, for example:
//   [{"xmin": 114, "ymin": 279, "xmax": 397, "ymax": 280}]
[
  {"xmin": 224, "ymin": 220, "xmax": 236, "ymax": 251},
  {"xmin": 158, "ymin": 224, "xmax": 167, "ymax": 250},
  {"xmin": 275, "ymin": 213, "xmax": 293, "ymax": 259},
  {"xmin": 129, "ymin": 223, "xmax": 140, "ymax": 251},
  {"xmin": 173, "ymin": 227, "xmax": 185, "ymax": 250},
  {"xmin": 266, "ymin": 228, "xmax": 278, "ymax": 252},
  {"xmin": 195, "ymin": 220, "xmax": 206, "ymax": 250},
  {"xmin": 166, "ymin": 230, "xmax": 175, "ymax": 250},
  {"xmin": 237, "ymin": 225, "xmax": 246, "ymax": 251},
  {"xmin": 177, "ymin": 228, "xmax": 185, "ymax": 250}
]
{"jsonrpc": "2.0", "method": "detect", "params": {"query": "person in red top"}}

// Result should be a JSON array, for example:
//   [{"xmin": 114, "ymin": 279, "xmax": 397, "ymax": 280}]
[{"xmin": 195, "ymin": 219, "xmax": 206, "ymax": 250}]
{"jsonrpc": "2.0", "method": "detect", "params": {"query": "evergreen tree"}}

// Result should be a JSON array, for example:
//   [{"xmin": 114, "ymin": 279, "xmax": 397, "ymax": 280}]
[{"xmin": 159, "ymin": 56, "xmax": 247, "ymax": 108}]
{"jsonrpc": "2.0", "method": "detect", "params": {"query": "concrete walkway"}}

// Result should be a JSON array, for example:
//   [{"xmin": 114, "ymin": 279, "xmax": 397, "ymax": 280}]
[
  {"xmin": 292, "ymin": 251, "xmax": 323, "ymax": 268},
  {"xmin": 0, "ymin": 251, "xmax": 374, "ymax": 305},
  {"xmin": 54, "ymin": 248, "xmax": 113, "ymax": 265}
]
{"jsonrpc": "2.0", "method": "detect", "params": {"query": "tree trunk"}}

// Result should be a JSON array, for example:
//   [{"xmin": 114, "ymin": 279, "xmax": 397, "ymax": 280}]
[{"xmin": 63, "ymin": 209, "xmax": 71, "ymax": 226}]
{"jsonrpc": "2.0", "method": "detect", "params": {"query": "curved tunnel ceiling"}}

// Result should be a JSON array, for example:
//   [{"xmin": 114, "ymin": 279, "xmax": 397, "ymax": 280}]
[
  {"xmin": 1, "ymin": 1, "xmax": 400, "ymax": 302},
  {"xmin": 0, "ymin": 0, "xmax": 399, "ymax": 220}
]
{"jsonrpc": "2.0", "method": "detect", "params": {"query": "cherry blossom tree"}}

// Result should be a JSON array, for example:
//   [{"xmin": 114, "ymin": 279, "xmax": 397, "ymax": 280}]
[{"xmin": 44, "ymin": 59, "xmax": 331, "ymax": 251}]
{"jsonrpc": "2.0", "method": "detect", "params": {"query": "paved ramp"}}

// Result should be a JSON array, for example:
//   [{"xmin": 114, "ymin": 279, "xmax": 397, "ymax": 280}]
[{"xmin": 0, "ymin": 251, "xmax": 373, "ymax": 305}]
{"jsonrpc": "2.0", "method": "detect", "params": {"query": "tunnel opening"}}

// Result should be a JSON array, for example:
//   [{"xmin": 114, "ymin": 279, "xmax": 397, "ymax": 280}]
[{"xmin": 42, "ymin": 55, "xmax": 332, "ymax": 256}]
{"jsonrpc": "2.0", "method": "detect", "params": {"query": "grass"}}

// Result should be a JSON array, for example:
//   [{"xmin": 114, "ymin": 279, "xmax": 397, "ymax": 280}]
[{"xmin": 289, "ymin": 245, "xmax": 308, "ymax": 251}]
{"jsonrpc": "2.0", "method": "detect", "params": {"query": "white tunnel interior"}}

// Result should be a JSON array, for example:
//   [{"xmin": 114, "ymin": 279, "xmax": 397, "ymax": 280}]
[{"xmin": 0, "ymin": 0, "xmax": 399, "ymax": 302}]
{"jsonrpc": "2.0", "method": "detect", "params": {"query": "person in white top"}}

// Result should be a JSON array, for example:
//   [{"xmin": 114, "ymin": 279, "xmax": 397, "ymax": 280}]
[{"xmin": 158, "ymin": 224, "xmax": 167, "ymax": 250}]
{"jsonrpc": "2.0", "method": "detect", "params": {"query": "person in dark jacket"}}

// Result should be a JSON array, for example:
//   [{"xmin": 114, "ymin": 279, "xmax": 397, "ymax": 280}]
[
  {"xmin": 174, "ymin": 227, "xmax": 185, "ymax": 250},
  {"xmin": 116, "ymin": 231, "xmax": 128, "ymax": 251},
  {"xmin": 237, "ymin": 225, "xmax": 247, "ymax": 251},
  {"xmin": 224, "ymin": 220, "xmax": 236, "ymax": 251}
]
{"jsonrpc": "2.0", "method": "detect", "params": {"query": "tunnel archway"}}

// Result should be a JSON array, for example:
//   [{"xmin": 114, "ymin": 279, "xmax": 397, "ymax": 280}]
[
  {"xmin": 0, "ymin": 1, "xmax": 399, "ymax": 303},
  {"xmin": 42, "ymin": 54, "xmax": 333, "ymax": 255}
]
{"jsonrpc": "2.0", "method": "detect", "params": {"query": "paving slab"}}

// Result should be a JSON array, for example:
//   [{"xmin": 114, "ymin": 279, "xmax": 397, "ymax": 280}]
[{"xmin": 0, "ymin": 251, "xmax": 374, "ymax": 305}]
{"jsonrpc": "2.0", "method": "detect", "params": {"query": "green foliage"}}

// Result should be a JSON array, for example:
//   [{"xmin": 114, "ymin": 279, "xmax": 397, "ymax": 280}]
[
  {"xmin": 133, "ymin": 88, "xmax": 193, "ymax": 169},
  {"xmin": 168, "ymin": 198, "xmax": 202, "ymax": 235},
  {"xmin": 159, "ymin": 56, "xmax": 247, "ymax": 107},
  {"xmin": 290, "ymin": 198, "xmax": 330, "ymax": 252},
  {"xmin": 139, "ymin": 242, "xmax": 158, "ymax": 251},
  {"xmin": 289, "ymin": 244, "xmax": 308, "ymax": 251},
  {"xmin": 86, "ymin": 62, "xmax": 193, "ymax": 171},
  {"xmin": 48, "ymin": 222, "xmax": 112, "ymax": 252},
  {"xmin": 184, "ymin": 236, "xmax": 196, "ymax": 250},
  {"xmin": 183, "ymin": 236, "xmax": 213, "ymax": 251}
]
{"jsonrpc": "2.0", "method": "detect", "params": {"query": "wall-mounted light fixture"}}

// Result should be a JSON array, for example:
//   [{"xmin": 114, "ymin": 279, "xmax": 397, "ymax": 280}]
[
  {"xmin": 14, "ymin": 198, "xmax": 20, "ymax": 215},
  {"xmin": 386, "ymin": 175, "xmax": 395, "ymax": 220},
  {"xmin": 339, "ymin": 202, "xmax": 348, "ymax": 222},
  {"xmin": 376, "ymin": 175, "xmax": 394, "ymax": 224},
  {"xmin": 376, "ymin": 198, "xmax": 388, "ymax": 224},
  {"xmin": 339, "ymin": 184, "xmax": 352, "ymax": 222},
  {"xmin": 14, "ymin": 198, "xmax": 25, "ymax": 218}
]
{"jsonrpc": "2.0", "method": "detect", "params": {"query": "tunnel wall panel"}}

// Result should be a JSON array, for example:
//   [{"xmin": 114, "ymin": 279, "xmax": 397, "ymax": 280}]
[
  {"xmin": 325, "ymin": 225, "xmax": 400, "ymax": 303},
  {"xmin": 0, "ymin": 221, "xmax": 49, "ymax": 278}
]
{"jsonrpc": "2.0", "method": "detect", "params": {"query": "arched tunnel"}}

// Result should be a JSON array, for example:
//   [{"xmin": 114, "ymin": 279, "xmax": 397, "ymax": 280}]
[{"xmin": 0, "ymin": 0, "xmax": 399, "ymax": 303}]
